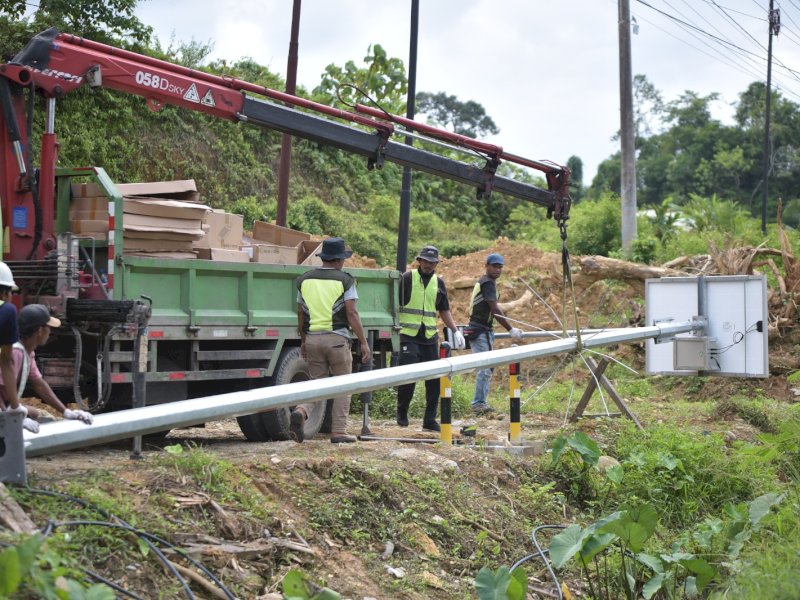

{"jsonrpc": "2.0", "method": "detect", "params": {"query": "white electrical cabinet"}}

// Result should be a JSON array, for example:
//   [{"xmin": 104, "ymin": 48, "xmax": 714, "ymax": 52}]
[{"xmin": 645, "ymin": 276, "xmax": 768, "ymax": 377}]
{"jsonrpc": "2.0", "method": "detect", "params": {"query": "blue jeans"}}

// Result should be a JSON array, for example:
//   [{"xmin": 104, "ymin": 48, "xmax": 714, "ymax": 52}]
[{"xmin": 470, "ymin": 330, "xmax": 495, "ymax": 408}]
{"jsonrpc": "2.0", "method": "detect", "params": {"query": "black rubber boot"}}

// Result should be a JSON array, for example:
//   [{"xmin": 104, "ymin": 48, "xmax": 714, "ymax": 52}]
[
  {"xmin": 423, "ymin": 397, "xmax": 438, "ymax": 427},
  {"xmin": 396, "ymin": 392, "xmax": 412, "ymax": 427}
]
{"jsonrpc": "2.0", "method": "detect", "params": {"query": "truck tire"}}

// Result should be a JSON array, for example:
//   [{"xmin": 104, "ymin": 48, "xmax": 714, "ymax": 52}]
[
  {"xmin": 236, "ymin": 413, "xmax": 272, "ymax": 442},
  {"xmin": 261, "ymin": 347, "xmax": 328, "ymax": 441},
  {"xmin": 319, "ymin": 399, "xmax": 333, "ymax": 434}
]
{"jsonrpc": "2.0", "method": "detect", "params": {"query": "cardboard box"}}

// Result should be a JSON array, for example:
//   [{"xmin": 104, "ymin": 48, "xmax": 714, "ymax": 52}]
[
  {"xmin": 297, "ymin": 240, "xmax": 323, "ymax": 266},
  {"xmin": 116, "ymin": 180, "xmax": 199, "ymax": 202},
  {"xmin": 123, "ymin": 197, "xmax": 210, "ymax": 220},
  {"xmin": 194, "ymin": 210, "xmax": 244, "ymax": 249},
  {"xmin": 196, "ymin": 247, "xmax": 250, "ymax": 262},
  {"xmin": 253, "ymin": 221, "xmax": 311, "ymax": 247},
  {"xmin": 70, "ymin": 195, "xmax": 109, "ymax": 213},
  {"xmin": 70, "ymin": 220, "xmax": 109, "ymax": 236},
  {"xmin": 122, "ymin": 213, "xmax": 203, "ymax": 231},
  {"xmin": 69, "ymin": 208, "xmax": 108, "ymax": 221},
  {"xmin": 248, "ymin": 243, "xmax": 297, "ymax": 265},
  {"xmin": 71, "ymin": 182, "xmax": 105, "ymax": 198}
]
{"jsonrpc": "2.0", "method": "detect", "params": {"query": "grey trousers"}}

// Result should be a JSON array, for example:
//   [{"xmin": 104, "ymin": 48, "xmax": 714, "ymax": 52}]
[{"xmin": 297, "ymin": 332, "xmax": 353, "ymax": 435}]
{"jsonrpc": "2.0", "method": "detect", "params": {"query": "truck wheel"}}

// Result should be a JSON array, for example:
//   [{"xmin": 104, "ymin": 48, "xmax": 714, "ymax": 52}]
[
  {"xmin": 236, "ymin": 414, "xmax": 272, "ymax": 442},
  {"xmin": 319, "ymin": 400, "xmax": 333, "ymax": 434},
  {"xmin": 262, "ymin": 347, "xmax": 327, "ymax": 441}
]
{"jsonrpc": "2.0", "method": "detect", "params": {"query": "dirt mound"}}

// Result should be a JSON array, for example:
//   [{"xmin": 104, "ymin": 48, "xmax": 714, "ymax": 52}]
[{"xmin": 434, "ymin": 240, "xmax": 639, "ymax": 332}]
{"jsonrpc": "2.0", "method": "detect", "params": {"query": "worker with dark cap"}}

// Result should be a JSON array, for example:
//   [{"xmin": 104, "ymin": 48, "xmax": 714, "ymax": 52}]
[
  {"xmin": 396, "ymin": 245, "xmax": 465, "ymax": 431},
  {"xmin": 0, "ymin": 304, "xmax": 93, "ymax": 433},
  {"xmin": 467, "ymin": 253, "xmax": 522, "ymax": 414},
  {"xmin": 290, "ymin": 237, "xmax": 370, "ymax": 444}
]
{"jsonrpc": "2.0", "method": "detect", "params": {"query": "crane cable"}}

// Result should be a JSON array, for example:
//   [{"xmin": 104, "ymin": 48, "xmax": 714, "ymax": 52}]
[{"xmin": 558, "ymin": 219, "xmax": 583, "ymax": 351}]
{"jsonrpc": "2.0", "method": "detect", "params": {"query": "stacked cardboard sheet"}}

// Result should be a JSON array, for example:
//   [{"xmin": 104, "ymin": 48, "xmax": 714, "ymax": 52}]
[{"xmin": 120, "ymin": 180, "xmax": 209, "ymax": 259}]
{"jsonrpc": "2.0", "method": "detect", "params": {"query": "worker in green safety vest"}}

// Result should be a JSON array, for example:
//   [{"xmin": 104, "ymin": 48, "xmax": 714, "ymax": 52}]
[{"xmin": 396, "ymin": 245, "xmax": 465, "ymax": 431}]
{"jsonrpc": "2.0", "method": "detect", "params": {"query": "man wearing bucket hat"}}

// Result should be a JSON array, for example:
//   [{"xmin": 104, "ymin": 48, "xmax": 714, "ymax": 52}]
[
  {"xmin": 291, "ymin": 238, "xmax": 370, "ymax": 444},
  {"xmin": 466, "ymin": 253, "xmax": 523, "ymax": 415},
  {"xmin": 0, "ymin": 304, "xmax": 93, "ymax": 433},
  {"xmin": 396, "ymin": 245, "xmax": 465, "ymax": 432}
]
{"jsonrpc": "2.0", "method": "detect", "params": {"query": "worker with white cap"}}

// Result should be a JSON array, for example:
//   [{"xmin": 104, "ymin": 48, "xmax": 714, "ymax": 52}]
[{"xmin": 0, "ymin": 261, "xmax": 26, "ymax": 427}]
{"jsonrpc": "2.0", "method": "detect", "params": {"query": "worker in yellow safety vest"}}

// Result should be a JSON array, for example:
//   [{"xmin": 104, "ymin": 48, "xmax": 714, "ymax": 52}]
[
  {"xmin": 290, "ymin": 238, "xmax": 370, "ymax": 444},
  {"xmin": 396, "ymin": 246, "xmax": 465, "ymax": 431}
]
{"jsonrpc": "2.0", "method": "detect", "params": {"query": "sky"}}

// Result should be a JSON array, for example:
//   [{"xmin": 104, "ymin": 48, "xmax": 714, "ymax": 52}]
[{"xmin": 134, "ymin": 0, "xmax": 800, "ymax": 184}]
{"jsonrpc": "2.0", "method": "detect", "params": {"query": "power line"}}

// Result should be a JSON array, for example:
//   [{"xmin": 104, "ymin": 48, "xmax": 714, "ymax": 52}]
[
  {"xmin": 632, "ymin": 1, "xmax": 800, "ymax": 103},
  {"xmin": 633, "ymin": 8, "xmax": 769, "ymax": 85},
  {"xmin": 681, "ymin": 0, "xmax": 746, "ymax": 43},
  {"xmin": 710, "ymin": 0, "xmax": 769, "ymax": 53},
  {"xmin": 639, "ymin": 0, "xmax": 800, "ymax": 89},
  {"xmin": 647, "ymin": 3, "xmax": 768, "ymax": 81},
  {"xmin": 635, "ymin": 0, "xmax": 765, "ymax": 59},
  {"xmin": 696, "ymin": 0, "xmax": 766, "ymax": 20}
]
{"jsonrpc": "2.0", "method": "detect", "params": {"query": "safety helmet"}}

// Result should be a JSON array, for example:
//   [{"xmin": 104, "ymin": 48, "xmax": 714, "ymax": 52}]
[{"xmin": 0, "ymin": 262, "xmax": 18, "ymax": 291}]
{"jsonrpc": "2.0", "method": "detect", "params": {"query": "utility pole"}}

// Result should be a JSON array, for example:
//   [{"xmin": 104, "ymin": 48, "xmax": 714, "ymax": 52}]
[
  {"xmin": 276, "ymin": 0, "xmax": 302, "ymax": 227},
  {"xmin": 618, "ymin": 0, "xmax": 637, "ymax": 253},
  {"xmin": 396, "ymin": 0, "xmax": 419, "ymax": 272},
  {"xmin": 762, "ymin": 1, "xmax": 780, "ymax": 236}
]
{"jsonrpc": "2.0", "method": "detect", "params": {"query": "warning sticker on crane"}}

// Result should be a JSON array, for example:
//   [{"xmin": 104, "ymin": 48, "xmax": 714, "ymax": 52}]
[
  {"xmin": 200, "ymin": 89, "xmax": 216, "ymax": 108},
  {"xmin": 183, "ymin": 83, "xmax": 201, "ymax": 103}
]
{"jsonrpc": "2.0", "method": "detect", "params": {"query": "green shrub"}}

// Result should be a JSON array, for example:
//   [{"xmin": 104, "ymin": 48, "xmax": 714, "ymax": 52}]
[
  {"xmin": 716, "ymin": 396, "xmax": 777, "ymax": 433},
  {"xmin": 566, "ymin": 193, "xmax": 622, "ymax": 256},
  {"xmin": 611, "ymin": 424, "xmax": 775, "ymax": 525}
]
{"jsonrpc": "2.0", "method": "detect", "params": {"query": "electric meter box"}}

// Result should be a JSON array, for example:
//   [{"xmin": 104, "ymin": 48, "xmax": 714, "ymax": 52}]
[
  {"xmin": 646, "ymin": 275, "xmax": 768, "ymax": 377},
  {"xmin": 673, "ymin": 336, "xmax": 717, "ymax": 371}
]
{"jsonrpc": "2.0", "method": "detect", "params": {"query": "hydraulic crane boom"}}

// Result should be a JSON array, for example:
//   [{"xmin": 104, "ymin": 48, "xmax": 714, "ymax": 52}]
[{"xmin": 0, "ymin": 28, "xmax": 571, "ymax": 263}]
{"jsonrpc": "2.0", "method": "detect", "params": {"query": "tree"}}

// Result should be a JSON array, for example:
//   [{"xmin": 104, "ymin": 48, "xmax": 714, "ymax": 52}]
[
  {"xmin": 415, "ymin": 92, "xmax": 499, "ymax": 138},
  {"xmin": 313, "ymin": 44, "xmax": 407, "ymax": 114},
  {"xmin": 6, "ymin": 0, "xmax": 152, "ymax": 46},
  {"xmin": 566, "ymin": 155, "xmax": 584, "ymax": 201},
  {"xmin": 632, "ymin": 74, "xmax": 664, "ymax": 139}
]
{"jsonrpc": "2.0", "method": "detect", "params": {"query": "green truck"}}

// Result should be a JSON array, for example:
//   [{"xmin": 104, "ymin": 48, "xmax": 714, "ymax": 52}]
[
  {"xmin": 42, "ymin": 167, "xmax": 399, "ymax": 442},
  {"xmin": 1, "ymin": 29, "xmax": 570, "ymax": 442}
]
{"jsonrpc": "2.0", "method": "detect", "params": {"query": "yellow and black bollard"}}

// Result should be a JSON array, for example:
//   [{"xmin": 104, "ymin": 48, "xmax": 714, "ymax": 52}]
[
  {"xmin": 509, "ymin": 361, "xmax": 521, "ymax": 443},
  {"xmin": 439, "ymin": 341, "xmax": 452, "ymax": 444}
]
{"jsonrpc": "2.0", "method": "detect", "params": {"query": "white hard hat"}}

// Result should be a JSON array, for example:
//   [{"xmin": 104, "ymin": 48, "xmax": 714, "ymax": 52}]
[{"xmin": 0, "ymin": 262, "xmax": 18, "ymax": 291}]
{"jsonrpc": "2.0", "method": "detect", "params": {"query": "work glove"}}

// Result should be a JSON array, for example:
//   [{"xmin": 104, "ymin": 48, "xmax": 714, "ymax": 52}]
[
  {"xmin": 23, "ymin": 417, "xmax": 40, "ymax": 434},
  {"xmin": 6, "ymin": 404, "xmax": 27, "ymax": 416},
  {"xmin": 452, "ymin": 329, "xmax": 466, "ymax": 350},
  {"xmin": 64, "ymin": 408, "xmax": 94, "ymax": 424},
  {"xmin": 509, "ymin": 327, "xmax": 523, "ymax": 340}
]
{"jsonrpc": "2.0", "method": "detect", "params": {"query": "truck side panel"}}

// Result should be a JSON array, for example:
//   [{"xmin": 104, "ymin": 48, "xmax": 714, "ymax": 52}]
[{"xmin": 120, "ymin": 256, "xmax": 399, "ymax": 331}]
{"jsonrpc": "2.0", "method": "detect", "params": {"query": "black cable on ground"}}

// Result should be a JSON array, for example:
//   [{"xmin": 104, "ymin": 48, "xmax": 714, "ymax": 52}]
[
  {"xmin": 48, "ymin": 519, "xmax": 195, "ymax": 600},
  {"xmin": 510, "ymin": 524, "xmax": 566, "ymax": 600},
  {"xmin": 83, "ymin": 569, "xmax": 147, "ymax": 600},
  {"xmin": 17, "ymin": 486, "xmax": 236, "ymax": 600}
]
